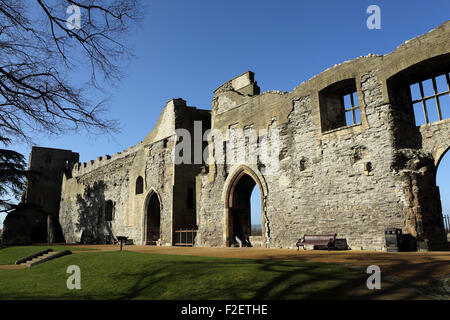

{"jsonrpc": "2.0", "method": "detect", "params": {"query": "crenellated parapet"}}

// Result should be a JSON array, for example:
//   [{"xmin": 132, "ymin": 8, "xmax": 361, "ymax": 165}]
[{"xmin": 70, "ymin": 142, "xmax": 144, "ymax": 178}]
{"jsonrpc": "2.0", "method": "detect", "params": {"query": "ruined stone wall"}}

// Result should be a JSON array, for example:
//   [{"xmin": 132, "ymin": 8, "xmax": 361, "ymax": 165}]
[
  {"xmin": 60, "ymin": 147, "xmax": 140, "ymax": 244},
  {"xmin": 58, "ymin": 99, "xmax": 210, "ymax": 245},
  {"xmin": 143, "ymin": 139, "xmax": 175, "ymax": 245},
  {"xmin": 2, "ymin": 147, "xmax": 79, "ymax": 244},
  {"xmin": 20, "ymin": 22, "xmax": 449, "ymax": 250},
  {"xmin": 197, "ymin": 70, "xmax": 402, "ymax": 250},
  {"xmin": 196, "ymin": 22, "xmax": 450, "ymax": 250}
]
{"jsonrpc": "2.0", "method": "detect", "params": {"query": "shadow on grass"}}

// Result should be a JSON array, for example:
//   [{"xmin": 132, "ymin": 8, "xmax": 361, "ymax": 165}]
[
  {"xmin": 96, "ymin": 258, "xmax": 375, "ymax": 300},
  {"xmin": 110, "ymin": 257, "xmax": 446, "ymax": 300},
  {"xmin": 0, "ymin": 251, "xmax": 447, "ymax": 300}
]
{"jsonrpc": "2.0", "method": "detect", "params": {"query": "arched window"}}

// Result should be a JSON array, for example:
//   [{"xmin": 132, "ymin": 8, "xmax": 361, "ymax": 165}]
[
  {"xmin": 105, "ymin": 200, "xmax": 114, "ymax": 221},
  {"xmin": 136, "ymin": 176, "xmax": 144, "ymax": 195}
]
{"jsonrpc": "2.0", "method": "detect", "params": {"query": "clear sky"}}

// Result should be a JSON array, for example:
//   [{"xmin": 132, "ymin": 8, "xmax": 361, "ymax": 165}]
[{"xmin": 2, "ymin": 0, "xmax": 450, "ymax": 228}]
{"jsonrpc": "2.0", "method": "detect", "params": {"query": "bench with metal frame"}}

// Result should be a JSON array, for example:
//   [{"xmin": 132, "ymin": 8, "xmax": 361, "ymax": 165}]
[{"xmin": 296, "ymin": 234, "xmax": 336, "ymax": 251}]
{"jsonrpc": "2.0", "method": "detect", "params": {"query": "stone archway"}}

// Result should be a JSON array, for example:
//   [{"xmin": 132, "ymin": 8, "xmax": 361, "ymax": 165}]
[
  {"xmin": 143, "ymin": 190, "xmax": 161, "ymax": 245},
  {"xmin": 435, "ymin": 145, "xmax": 450, "ymax": 169},
  {"xmin": 224, "ymin": 166, "xmax": 268, "ymax": 247},
  {"xmin": 436, "ymin": 147, "xmax": 450, "ymax": 237}
]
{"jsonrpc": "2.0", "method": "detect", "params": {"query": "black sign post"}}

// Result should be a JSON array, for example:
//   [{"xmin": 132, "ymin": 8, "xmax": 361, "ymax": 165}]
[{"xmin": 116, "ymin": 236, "xmax": 128, "ymax": 251}]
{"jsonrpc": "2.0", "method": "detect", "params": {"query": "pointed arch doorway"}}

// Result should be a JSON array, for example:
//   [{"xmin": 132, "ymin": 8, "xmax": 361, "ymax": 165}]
[
  {"xmin": 225, "ymin": 167, "xmax": 267, "ymax": 247},
  {"xmin": 144, "ymin": 191, "xmax": 161, "ymax": 245},
  {"xmin": 436, "ymin": 147, "xmax": 450, "ymax": 239}
]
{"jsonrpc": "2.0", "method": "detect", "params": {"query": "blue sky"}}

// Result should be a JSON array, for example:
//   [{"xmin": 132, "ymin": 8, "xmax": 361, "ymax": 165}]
[{"xmin": 2, "ymin": 0, "xmax": 450, "ymax": 228}]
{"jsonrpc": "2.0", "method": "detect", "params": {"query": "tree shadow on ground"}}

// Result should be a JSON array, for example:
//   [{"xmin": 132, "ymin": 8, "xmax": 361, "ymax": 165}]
[
  {"xmin": 0, "ymin": 251, "xmax": 447, "ymax": 300},
  {"xmin": 99, "ymin": 254, "xmax": 450, "ymax": 300},
  {"xmin": 270, "ymin": 254, "xmax": 449, "ymax": 299},
  {"xmin": 90, "ymin": 257, "xmax": 377, "ymax": 300}
]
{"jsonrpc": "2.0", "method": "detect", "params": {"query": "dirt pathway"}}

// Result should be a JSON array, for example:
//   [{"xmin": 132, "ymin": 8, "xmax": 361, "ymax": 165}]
[{"xmin": 0, "ymin": 264, "xmax": 26, "ymax": 270}]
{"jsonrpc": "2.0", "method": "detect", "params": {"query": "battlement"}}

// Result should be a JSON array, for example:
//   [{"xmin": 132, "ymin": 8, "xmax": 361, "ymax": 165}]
[{"xmin": 70, "ymin": 142, "xmax": 144, "ymax": 178}]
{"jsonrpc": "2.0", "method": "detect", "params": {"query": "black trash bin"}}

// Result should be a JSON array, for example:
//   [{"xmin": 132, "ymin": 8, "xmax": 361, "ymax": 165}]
[{"xmin": 385, "ymin": 228, "xmax": 403, "ymax": 252}]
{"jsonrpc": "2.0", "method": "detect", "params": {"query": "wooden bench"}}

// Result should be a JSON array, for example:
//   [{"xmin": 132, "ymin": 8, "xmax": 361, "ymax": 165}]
[{"xmin": 296, "ymin": 234, "xmax": 336, "ymax": 251}]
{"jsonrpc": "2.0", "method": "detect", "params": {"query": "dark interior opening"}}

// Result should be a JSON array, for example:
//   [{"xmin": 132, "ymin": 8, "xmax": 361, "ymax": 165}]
[
  {"xmin": 146, "ymin": 193, "xmax": 161, "ymax": 245},
  {"xmin": 105, "ymin": 200, "xmax": 114, "ymax": 221},
  {"xmin": 135, "ymin": 176, "xmax": 144, "ymax": 195},
  {"xmin": 228, "ymin": 173, "xmax": 262, "ymax": 247}
]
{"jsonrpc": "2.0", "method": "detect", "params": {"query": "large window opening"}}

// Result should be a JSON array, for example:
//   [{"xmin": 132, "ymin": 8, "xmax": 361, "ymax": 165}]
[
  {"xmin": 319, "ymin": 78, "xmax": 361, "ymax": 132},
  {"xmin": 387, "ymin": 53, "xmax": 450, "ymax": 128},
  {"xmin": 227, "ymin": 171, "xmax": 264, "ymax": 247},
  {"xmin": 146, "ymin": 193, "xmax": 161, "ymax": 245},
  {"xmin": 386, "ymin": 53, "xmax": 450, "ymax": 148},
  {"xmin": 410, "ymin": 72, "xmax": 450, "ymax": 125}
]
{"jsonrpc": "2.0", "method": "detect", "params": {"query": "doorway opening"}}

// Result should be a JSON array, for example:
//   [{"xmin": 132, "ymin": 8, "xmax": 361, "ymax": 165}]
[
  {"xmin": 145, "ymin": 192, "xmax": 161, "ymax": 245},
  {"xmin": 226, "ymin": 170, "xmax": 265, "ymax": 247},
  {"xmin": 437, "ymin": 149, "xmax": 450, "ymax": 235}
]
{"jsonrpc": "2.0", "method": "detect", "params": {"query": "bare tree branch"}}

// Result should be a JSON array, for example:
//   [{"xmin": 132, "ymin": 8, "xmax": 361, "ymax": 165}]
[
  {"xmin": 0, "ymin": 0, "xmax": 142, "ymax": 143},
  {"xmin": 0, "ymin": 0, "xmax": 142, "ymax": 206}
]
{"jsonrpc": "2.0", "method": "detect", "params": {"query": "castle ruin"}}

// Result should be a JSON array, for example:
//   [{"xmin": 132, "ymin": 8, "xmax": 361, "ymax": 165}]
[{"xmin": 3, "ymin": 21, "xmax": 450, "ymax": 251}]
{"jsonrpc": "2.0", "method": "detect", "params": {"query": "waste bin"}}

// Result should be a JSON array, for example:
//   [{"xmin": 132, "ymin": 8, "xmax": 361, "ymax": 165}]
[{"xmin": 385, "ymin": 228, "xmax": 402, "ymax": 252}]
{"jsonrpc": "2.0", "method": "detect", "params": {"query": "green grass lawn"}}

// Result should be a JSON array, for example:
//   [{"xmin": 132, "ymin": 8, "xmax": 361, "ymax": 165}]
[
  {"xmin": 0, "ymin": 245, "xmax": 95, "ymax": 265},
  {"xmin": 0, "ymin": 249, "xmax": 365, "ymax": 300}
]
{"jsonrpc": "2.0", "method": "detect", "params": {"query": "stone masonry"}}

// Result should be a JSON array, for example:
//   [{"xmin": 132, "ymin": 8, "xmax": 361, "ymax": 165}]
[{"xmin": 2, "ymin": 21, "xmax": 449, "ymax": 250}]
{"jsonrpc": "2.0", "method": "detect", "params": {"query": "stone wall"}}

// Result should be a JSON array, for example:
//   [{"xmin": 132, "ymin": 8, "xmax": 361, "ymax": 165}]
[
  {"xmin": 196, "ymin": 21, "xmax": 450, "ymax": 250},
  {"xmin": 59, "ymin": 99, "xmax": 210, "ymax": 245},
  {"xmin": 2, "ymin": 147, "xmax": 79, "ymax": 244},
  {"xmin": 8, "ymin": 21, "xmax": 449, "ymax": 250}
]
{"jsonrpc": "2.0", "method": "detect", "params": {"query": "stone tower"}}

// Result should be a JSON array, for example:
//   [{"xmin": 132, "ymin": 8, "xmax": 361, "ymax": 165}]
[{"xmin": 2, "ymin": 147, "xmax": 79, "ymax": 244}]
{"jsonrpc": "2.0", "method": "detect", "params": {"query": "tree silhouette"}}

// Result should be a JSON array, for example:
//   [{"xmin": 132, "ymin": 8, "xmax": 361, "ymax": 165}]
[{"xmin": 0, "ymin": 0, "xmax": 142, "ymax": 206}]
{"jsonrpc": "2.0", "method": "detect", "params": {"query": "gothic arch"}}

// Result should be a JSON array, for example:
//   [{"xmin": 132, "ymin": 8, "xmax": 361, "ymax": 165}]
[
  {"xmin": 142, "ymin": 188, "xmax": 162, "ymax": 245},
  {"xmin": 435, "ymin": 145, "xmax": 450, "ymax": 169},
  {"xmin": 223, "ymin": 165, "xmax": 269, "ymax": 247}
]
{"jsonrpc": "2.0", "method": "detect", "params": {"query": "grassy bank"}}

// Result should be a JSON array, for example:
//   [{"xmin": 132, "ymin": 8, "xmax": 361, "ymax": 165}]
[
  {"xmin": 0, "ymin": 249, "xmax": 362, "ymax": 299},
  {"xmin": 0, "ymin": 245, "xmax": 95, "ymax": 265}
]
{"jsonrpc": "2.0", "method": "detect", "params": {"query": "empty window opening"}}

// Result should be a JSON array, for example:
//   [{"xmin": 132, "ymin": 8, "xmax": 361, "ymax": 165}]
[
  {"xmin": 135, "ymin": 176, "xmax": 144, "ymax": 195},
  {"xmin": 411, "ymin": 72, "xmax": 450, "ymax": 125},
  {"xmin": 105, "ymin": 200, "xmax": 114, "ymax": 221},
  {"xmin": 319, "ymin": 79, "xmax": 361, "ymax": 132}
]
